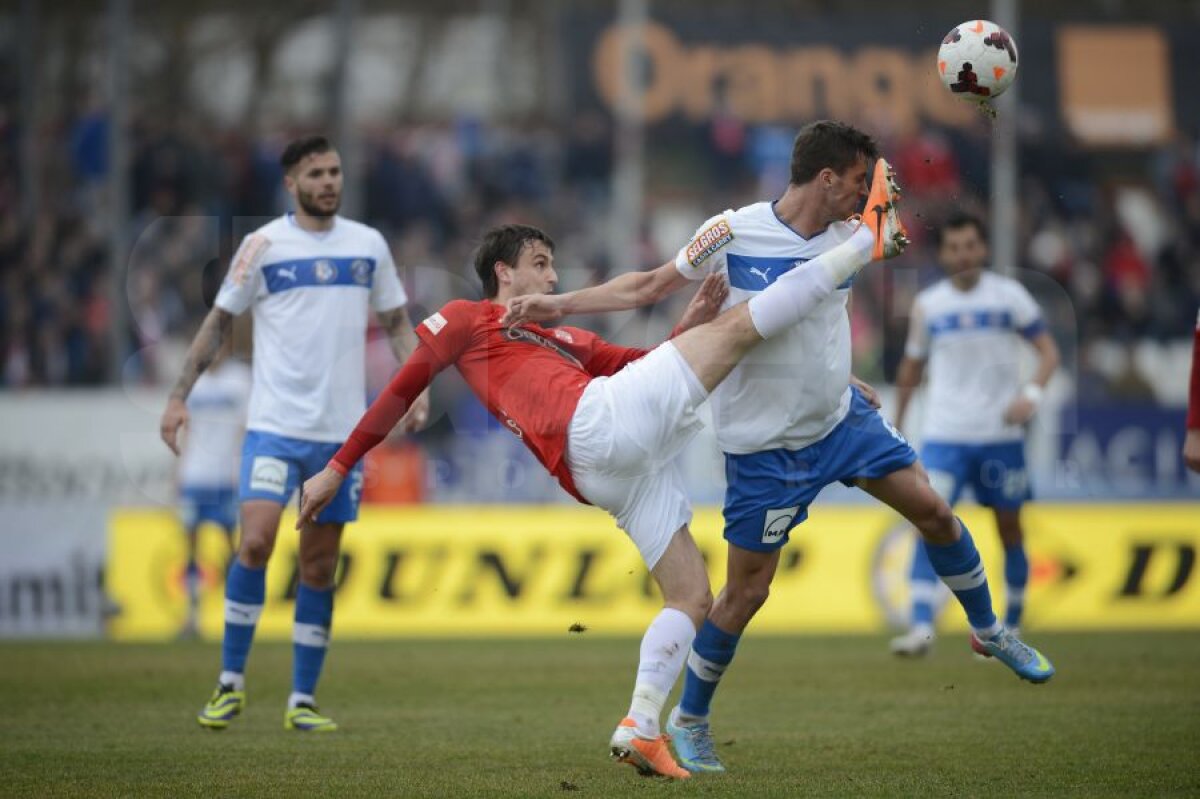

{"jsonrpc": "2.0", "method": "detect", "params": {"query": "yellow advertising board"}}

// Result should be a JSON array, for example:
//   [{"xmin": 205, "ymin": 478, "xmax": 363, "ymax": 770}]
[{"xmin": 107, "ymin": 504, "xmax": 1200, "ymax": 641}]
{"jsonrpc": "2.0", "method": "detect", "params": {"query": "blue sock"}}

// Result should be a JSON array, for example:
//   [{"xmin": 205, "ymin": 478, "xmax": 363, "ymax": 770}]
[
  {"xmin": 679, "ymin": 620, "xmax": 741, "ymax": 719},
  {"xmin": 293, "ymin": 584, "xmax": 334, "ymax": 698},
  {"xmin": 222, "ymin": 560, "xmax": 266, "ymax": 675},
  {"xmin": 1004, "ymin": 543, "xmax": 1029, "ymax": 629},
  {"xmin": 909, "ymin": 538, "xmax": 939, "ymax": 628},
  {"xmin": 923, "ymin": 520, "xmax": 1000, "ymax": 637}
]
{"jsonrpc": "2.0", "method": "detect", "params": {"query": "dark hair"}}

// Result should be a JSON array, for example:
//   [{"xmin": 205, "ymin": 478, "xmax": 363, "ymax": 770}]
[
  {"xmin": 789, "ymin": 120, "xmax": 879, "ymax": 185},
  {"xmin": 280, "ymin": 135, "xmax": 334, "ymax": 171},
  {"xmin": 473, "ymin": 224, "xmax": 555, "ymax": 298},
  {"xmin": 936, "ymin": 213, "xmax": 989, "ymax": 247}
]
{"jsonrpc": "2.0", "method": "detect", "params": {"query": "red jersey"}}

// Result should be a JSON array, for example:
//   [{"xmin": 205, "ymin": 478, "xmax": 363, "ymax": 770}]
[
  {"xmin": 1189, "ymin": 309, "xmax": 1200, "ymax": 430},
  {"xmin": 331, "ymin": 299, "xmax": 653, "ymax": 502}
]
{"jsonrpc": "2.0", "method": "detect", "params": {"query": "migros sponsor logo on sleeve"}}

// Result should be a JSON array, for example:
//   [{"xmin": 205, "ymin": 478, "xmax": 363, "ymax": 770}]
[{"xmin": 107, "ymin": 504, "xmax": 1200, "ymax": 639}]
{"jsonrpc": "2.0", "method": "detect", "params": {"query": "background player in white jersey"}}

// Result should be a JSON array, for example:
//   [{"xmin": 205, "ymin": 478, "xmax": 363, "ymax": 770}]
[
  {"xmin": 160, "ymin": 135, "xmax": 429, "ymax": 732},
  {"xmin": 175, "ymin": 339, "xmax": 250, "ymax": 639},
  {"xmin": 503, "ymin": 121, "xmax": 1055, "ymax": 773},
  {"xmin": 890, "ymin": 214, "xmax": 1060, "ymax": 658}
]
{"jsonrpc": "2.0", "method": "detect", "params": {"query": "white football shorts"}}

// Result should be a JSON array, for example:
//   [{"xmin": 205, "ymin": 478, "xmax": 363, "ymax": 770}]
[{"xmin": 566, "ymin": 342, "xmax": 708, "ymax": 568}]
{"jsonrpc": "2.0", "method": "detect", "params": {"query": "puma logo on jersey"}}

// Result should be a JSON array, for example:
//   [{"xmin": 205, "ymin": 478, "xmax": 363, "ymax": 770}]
[
  {"xmin": 748, "ymin": 266, "xmax": 772, "ymax": 284},
  {"xmin": 277, "ymin": 266, "xmax": 298, "ymax": 281}
]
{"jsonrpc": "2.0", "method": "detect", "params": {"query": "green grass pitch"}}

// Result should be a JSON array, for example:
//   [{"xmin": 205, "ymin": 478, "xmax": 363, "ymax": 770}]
[{"xmin": 2, "ymin": 632, "xmax": 1198, "ymax": 797}]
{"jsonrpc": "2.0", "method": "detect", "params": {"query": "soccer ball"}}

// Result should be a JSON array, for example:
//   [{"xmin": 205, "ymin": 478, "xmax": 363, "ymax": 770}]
[{"xmin": 937, "ymin": 20, "xmax": 1019, "ymax": 103}]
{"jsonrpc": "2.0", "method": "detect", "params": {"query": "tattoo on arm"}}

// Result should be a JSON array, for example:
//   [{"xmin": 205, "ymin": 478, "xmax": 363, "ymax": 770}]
[{"xmin": 171, "ymin": 308, "xmax": 234, "ymax": 401}]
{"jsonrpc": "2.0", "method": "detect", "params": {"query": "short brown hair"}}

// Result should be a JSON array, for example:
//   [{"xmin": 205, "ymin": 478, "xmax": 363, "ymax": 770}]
[
  {"xmin": 280, "ymin": 135, "xmax": 334, "ymax": 171},
  {"xmin": 789, "ymin": 121, "xmax": 878, "ymax": 185},
  {"xmin": 473, "ymin": 224, "xmax": 555, "ymax": 298}
]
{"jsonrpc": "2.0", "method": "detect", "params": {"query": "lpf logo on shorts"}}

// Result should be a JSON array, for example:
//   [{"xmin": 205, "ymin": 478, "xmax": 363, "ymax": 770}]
[
  {"xmin": 762, "ymin": 505, "xmax": 800, "ymax": 544},
  {"xmin": 249, "ymin": 456, "xmax": 288, "ymax": 494}
]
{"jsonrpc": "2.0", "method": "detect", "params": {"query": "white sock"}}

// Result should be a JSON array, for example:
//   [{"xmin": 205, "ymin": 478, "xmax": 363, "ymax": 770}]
[
  {"xmin": 219, "ymin": 670, "xmax": 245, "ymax": 691},
  {"xmin": 975, "ymin": 620, "xmax": 1004, "ymax": 640},
  {"xmin": 288, "ymin": 692, "xmax": 315, "ymax": 709},
  {"xmin": 747, "ymin": 224, "xmax": 875, "ymax": 339},
  {"xmin": 627, "ymin": 607, "xmax": 697, "ymax": 737}
]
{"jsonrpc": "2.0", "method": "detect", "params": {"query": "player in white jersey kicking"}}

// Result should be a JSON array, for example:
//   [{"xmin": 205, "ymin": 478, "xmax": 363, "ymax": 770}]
[
  {"xmin": 890, "ymin": 213, "xmax": 1059, "ymax": 658},
  {"xmin": 175, "ymin": 339, "xmax": 250, "ymax": 639},
  {"xmin": 503, "ymin": 121, "xmax": 1055, "ymax": 774},
  {"xmin": 160, "ymin": 135, "xmax": 429, "ymax": 732}
]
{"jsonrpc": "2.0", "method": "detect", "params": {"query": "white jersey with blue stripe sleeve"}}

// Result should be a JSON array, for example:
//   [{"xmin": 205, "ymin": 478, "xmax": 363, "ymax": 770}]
[
  {"xmin": 674, "ymin": 201, "xmax": 857, "ymax": 454},
  {"xmin": 215, "ymin": 214, "xmax": 408, "ymax": 442},
  {"xmin": 905, "ymin": 271, "xmax": 1044, "ymax": 444}
]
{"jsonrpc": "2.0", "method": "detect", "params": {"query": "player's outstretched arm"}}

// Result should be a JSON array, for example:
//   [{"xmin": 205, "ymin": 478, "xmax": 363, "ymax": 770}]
[
  {"xmin": 297, "ymin": 341, "xmax": 445, "ymax": 527},
  {"xmin": 502, "ymin": 260, "xmax": 690, "ymax": 327},
  {"xmin": 160, "ymin": 307, "xmax": 234, "ymax": 455},
  {"xmin": 378, "ymin": 306, "xmax": 431, "ymax": 432}
]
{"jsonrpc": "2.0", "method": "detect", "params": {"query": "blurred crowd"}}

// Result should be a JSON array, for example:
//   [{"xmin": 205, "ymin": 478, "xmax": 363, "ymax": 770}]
[{"xmin": 3, "ymin": 104, "xmax": 1199, "ymax": 408}]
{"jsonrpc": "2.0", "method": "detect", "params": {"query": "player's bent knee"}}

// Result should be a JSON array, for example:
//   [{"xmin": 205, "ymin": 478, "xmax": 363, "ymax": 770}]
[
  {"xmin": 914, "ymin": 497, "xmax": 958, "ymax": 545},
  {"xmin": 666, "ymin": 584, "xmax": 713, "ymax": 626},
  {"xmin": 299, "ymin": 558, "xmax": 338, "ymax": 589},
  {"xmin": 238, "ymin": 535, "xmax": 276, "ymax": 568}
]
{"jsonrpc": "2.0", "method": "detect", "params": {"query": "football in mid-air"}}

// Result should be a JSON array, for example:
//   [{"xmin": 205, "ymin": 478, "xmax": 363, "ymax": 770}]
[{"xmin": 938, "ymin": 20, "xmax": 1019, "ymax": 103}]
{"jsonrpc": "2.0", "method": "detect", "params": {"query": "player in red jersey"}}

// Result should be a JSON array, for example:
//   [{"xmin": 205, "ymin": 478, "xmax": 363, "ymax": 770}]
[
  {"xmin": 299, "ymin": 205, "xmax": 904, "ymax": 776},
  {"xmin": 1185, "ymin": 309, "xmax": 1200, "ymax": 473}
]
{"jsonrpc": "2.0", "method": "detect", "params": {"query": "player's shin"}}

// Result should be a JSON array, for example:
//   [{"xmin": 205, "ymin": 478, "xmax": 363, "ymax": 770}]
[
  {"xmin": 627, "ymin": 607, "xmax": 696, "ymax": 737},
  {"xmin": 221, "ymin": 560, "xmax": 266, "ymax": 689},
  {"xmin": 291, "ymin": 583, "xmax": 334, "ymax": 707},
  {"xmin": 909, "ymin": 539, "xmax": 939, "ymax": 633},
  {"xmin": 678, "ymin": 619, "xmax": 741, "ymax": 721},
  {"xmin": 1004, "ymin": 543, "xmax": 1029, "ymax": 629},
  {"xmin": 746, "ymin": 225, "xmax": 875, "ymax": 339},
  {"xmin": 923, "ymin": 519, "xmax": 1002, "ymax": 639}
]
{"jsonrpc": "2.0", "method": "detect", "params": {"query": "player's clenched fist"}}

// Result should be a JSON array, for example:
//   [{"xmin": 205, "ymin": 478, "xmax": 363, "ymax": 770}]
[
  {"xmin": 501, "ymin": 293, "xmax": 564, "ymax": 327},
  {"xmin": 160, "ymin": 396, "xmax": 190, "ymax": 455},
  {"xmin": 297, "ymin": 467, "xmax": 344, "ymax": 529}
]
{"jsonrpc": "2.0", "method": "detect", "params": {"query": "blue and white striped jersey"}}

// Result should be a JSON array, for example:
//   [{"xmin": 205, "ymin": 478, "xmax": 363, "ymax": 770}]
[
  {"xmin": 675, "ymin": 201, "xmax": 857, "ymax": 454},
  {"xmin": 215, "ymin": 214, "xmax": 407, "ymax": 442},
  {"xmin": 905, "ymin": 271, "xmax": 1044, "ymax": 443}
]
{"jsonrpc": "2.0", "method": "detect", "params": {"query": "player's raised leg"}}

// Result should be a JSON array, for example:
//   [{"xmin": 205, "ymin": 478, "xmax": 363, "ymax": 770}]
[
  {"xmin": 285, "ymin": 520, "xmax": 342, "ymax": 732},
  {"xmin": 858, "ymin": 463, "xmax": 1054, "ymax": 683},
  {"xmin": 670, "ymin": 157, "xmax": 907, "ymax": 393},
  {"xmin": 610, "ymin": 525, "xmax": 709, "ymax": 780},
  {"xmin": 197, "ymin": 499, "xmax": 282, "ymax": 729},
  {"xmin": 668, "ymin": 545, "xmax": 779, "ymax": 773},
  {"xmin": 892, "ymin": 447, "xmax": 965, "ymax": 657}
]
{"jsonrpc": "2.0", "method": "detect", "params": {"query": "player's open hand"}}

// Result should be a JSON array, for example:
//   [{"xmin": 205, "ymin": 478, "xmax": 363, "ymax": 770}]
[
  {"xmin": 502, "ymin": 293, "xmax": 563, "ymax": 327},
  {"xmin": 399, "ymin": 389, "xmax": 431, "ymax": 433},
  {"xmin": 1003, "ymin": 395, "xmax": 1037, "ymax": 425},
  {"xmin": 676, "ymin": 274, "xmax": 729, "ymax": 332},
  {"xmin": 160, "ymin": 396, "xmax": 190, "ymax": 455},
  {"xmin": 850, "ymin": 376, "xmax": 882, "ymax": 409},
  {"xmin": 297, "ymin": 467, "xmax": 345, "ymax": 529}
]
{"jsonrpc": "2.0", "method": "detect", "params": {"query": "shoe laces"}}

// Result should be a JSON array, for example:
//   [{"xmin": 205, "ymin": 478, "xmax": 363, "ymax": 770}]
[
  {"xmin": 994, "ymin": 630, "xmax": 1036, "ymax": 666},
  {"xmin": 680, "ymin": 721, "xmax": 718, "ymax": 762}
]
